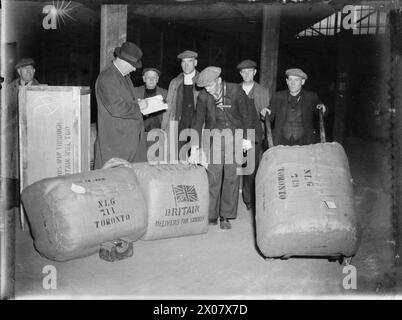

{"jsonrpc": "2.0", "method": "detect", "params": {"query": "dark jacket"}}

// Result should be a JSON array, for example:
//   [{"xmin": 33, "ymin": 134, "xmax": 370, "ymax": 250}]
[
  {"xmin": 192, "ymin": 81, "xmax": 254, "ymax": 145},
  {"xmin": 133, "ymin": 85, "xmax": 167, "ymax": 101},
  {"xmin": 133, "ymin": 85, "xmax": 168, "ymax": 131},
  {"xmin": 239, "ymin": 82, "xmax": 270, "ymax": 144},
  {"xmin": 94, "ymin": 62, "xmax": 147, "ymax": 169},
  {"xmin": 269, "ymin": 90, "xmax": 326, "ymax": 145},
  {"xmin": 161, "ymin": 71, "xmax": 200, "ymax": 131}
]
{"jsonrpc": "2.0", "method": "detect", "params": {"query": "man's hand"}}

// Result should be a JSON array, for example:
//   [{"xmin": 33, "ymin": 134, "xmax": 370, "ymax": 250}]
[
  {"xmin": 102, "ymin": 157, "xmax": 131, "ymax": 169},
  {"xmin": 316, "ymin": 104, "xmax": 326, "ymax": 113},
  {"xmin": 188, "ymin": 146, "xmax": 200, "ymax": 164},
  {"xmin": 260, "ymin": 107, "xmax": 271, "ymax": 117},
  {"xmin": 242, "ymin": 139, "xmax": 253, "ymax": 152},
  {"xmin": 187, "ymin": 146, "xmax": 208, "ymax": 168},
  {"xmin": 138, "ymin": 99, "xmax": 148, "ymax": 111}
]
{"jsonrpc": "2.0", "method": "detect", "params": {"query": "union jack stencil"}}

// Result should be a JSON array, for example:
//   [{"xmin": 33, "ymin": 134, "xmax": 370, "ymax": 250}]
[{"xmin": 172, "ymin": 185, "xmax": 199, "ymax": 203}]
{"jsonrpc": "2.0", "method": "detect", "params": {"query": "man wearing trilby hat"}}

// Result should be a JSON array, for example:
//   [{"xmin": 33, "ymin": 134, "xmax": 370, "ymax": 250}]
[
  {"xmin": 94, "ymin": 41, "xmax": 157, "ymax": 169},
  {"xmin": 268, "ymin": 68, "xmax": 327, "ymax": 146}
]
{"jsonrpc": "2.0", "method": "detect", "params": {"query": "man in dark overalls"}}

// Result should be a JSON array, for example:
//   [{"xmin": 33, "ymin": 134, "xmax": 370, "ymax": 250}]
[{"xmin": 191, "ymin": 67, "xmax": 254, "ymax": 230}]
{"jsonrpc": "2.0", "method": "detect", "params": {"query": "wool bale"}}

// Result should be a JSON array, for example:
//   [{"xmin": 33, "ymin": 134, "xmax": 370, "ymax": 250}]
[
  {"xmin": 104, "ymin": 159, "xmax": 209, "ymax": 240},
  {"xmin": 255, "ymin": 142, "xmax": 361, "ymax": 258},
  {"xmin": 20, "ymin": 167, "xmax": 147, "ymax": 261}
]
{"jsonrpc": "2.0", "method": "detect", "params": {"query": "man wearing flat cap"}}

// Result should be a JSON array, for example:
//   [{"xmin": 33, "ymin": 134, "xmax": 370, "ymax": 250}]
[
  {"xmin": 134, "ymin": 67, "xmax": 167, "ymax": 133},
  {"xmin": 237, "ymin": 59, "xmax": 270, "ymax": 211},
  {"xmin": 161, "ymin": 50, "xmax": 200, "ymax": 156},
  {"xmin": 190, "ymin": 66, "xmax": 254, "ymax": 230},
  {"xmin": 268, "ymin": 68, "xmax": 327, "ymax": 146},
  {"xmin": 8, "ymin": 58, "xmax": 40, "ymax": 117},
  {"xmin": 94, "ymin": 41, "xmax": 151, "ymax": 168}
]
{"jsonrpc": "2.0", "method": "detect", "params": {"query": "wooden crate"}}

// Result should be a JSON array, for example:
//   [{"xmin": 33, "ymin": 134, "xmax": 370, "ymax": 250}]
[{"xmin": 19, "ymin": 86, "xmax": 91, "ymax": 228}]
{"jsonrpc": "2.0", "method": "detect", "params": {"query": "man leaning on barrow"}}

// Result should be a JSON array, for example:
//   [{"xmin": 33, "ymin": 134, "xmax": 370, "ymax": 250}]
[
  {"xmin": 94, "ymin": 41, "xmax": 154, "ymax": 169},
  {"xmin": 268, "ymin": 68, "xmax": 327, "ymax": 146}
]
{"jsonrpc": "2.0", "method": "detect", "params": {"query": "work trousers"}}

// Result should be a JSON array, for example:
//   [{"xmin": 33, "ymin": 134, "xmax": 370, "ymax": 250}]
[{"xmin": 206, "ymin": 137, "xmax": 240, "ymax": 221}]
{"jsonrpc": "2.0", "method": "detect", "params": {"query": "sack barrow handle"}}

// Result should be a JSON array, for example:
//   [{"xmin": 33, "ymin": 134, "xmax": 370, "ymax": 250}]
[
  {"xmin": 264, "ymin": 112, "xmax": 274, "ymax": 149},
  {"xmin": 319, "ymin": 107, "xmax": 326, "ymax": 143}
]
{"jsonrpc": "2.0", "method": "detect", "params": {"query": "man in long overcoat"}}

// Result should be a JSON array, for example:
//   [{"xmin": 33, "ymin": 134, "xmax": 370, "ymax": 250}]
[{"xmin": 94, "ymin": 42, "xmax": 147, "ymax": 169}]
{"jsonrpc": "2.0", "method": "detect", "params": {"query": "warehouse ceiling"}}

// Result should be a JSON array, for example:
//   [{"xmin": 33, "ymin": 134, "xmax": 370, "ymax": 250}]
[
  {"xmin": 7, "ymin": 0, "xmax": 395, "ymax": 39},
  {"xmin": 127, "ymin": 2, "xmax": 335, "ymax": 39}
]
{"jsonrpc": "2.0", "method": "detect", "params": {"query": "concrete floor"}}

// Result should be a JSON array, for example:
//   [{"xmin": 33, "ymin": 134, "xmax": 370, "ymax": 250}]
[{"xmin": 14, "ymin": 137, "xmax": 401, "ymax": 299}]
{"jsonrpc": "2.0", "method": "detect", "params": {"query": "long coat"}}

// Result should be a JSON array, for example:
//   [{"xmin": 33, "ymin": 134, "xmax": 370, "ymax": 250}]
[
  {"xmin": 269, "ymin": 90, "xmax": 326, "ymax": 146},
  {"xmin": 161, "ymin": 71, "xmax": 199, "ymax": 131},
  {"xmin": 94, "ymin": 63, "xmax": 147, "ymax": 169}
]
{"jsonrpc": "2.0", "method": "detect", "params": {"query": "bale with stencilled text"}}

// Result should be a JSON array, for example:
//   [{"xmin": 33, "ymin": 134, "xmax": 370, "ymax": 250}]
[
  {"xmin": 103, "ymin": 159, "xmax": 209, "ymax": 241},
  {"xmin": 20, "ymin": 167, "xmax": 147, "ymax": 261},
  {"xmin": 255, "ymin": 142, "xmax": 361, "ymax": 259}
]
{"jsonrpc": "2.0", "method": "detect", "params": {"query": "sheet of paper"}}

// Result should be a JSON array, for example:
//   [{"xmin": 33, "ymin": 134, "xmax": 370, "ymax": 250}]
[
  {"xmin": 140, "ymin": 95, "xmax": 168, "ymax": 115},
  {"xmin": 324, "ymin": 200, "xmax": 337, "ymax": 209}
]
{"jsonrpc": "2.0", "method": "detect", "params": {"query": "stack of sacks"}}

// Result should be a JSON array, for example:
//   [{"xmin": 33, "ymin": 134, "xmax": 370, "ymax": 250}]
[
  {"xmin": 103, "ymin": 158, "xmax": 209, "ymax": 241},
  {"xmin": 20, "ymin": 167, "xmax": 147, "ymax": 261}
]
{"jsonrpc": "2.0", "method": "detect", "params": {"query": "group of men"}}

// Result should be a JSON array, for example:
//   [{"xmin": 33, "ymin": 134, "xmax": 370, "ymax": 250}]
[
  {"xmin": 10, "ymin": 40, "xmax": 327, "ymax": 231},
  {"xmin": 94, "ymin": 41, "xmax": 327, "ymax": 231}
]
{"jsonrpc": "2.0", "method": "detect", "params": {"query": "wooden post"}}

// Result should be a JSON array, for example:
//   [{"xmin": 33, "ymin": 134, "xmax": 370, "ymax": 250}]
[
  {"xmin": 100, "ymin": 4, "xmax": 127, "ymax": 72},
  {"xmin": 333, "ymin": 12, "xmax": 353, "ymax": 144},
  {"xmin": 259, "ymin": 4, "xmax": 281, "ymax": 95},
  {"xmin": 0, "ymin": 7, "xmax": 16, "ymax": 300},
  {"xmin": 135, "ymin": 26, "xmax": 142, "ymax": 48},
  {"xmin": 208, "ymin": 38, "xmax": 212, "ymax": 65},
  {"xmin": 159, "ymin": 30, "xmax": 164, "ymax": 72}
]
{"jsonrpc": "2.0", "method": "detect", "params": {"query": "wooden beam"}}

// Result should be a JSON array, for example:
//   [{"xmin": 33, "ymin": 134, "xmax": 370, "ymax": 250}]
[
  {"xmin": 259, "ymin": 4, "xmax": 280, "ymax": 95},
  {"xmin": 332, "ymin": 11, "xmax": 353, "ymax": 144},
  {"xmin": 100, "ymin": 4, "xmax": 127, "ymax": 71},
  {"xmin": 159, "ymin": 30, "xmax": 164, "ymax": 72}
]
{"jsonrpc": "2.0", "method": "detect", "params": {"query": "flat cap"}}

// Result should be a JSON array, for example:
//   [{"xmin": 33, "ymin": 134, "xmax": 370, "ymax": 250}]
[
  {"xmin": 285, "ymin": 68, "xmax": 308, "ymax": 79},
  {"xmin": 15, "ymin": 58, "xmax": 35, "ymax": 69},
  {"xmin": 196, "ymin": 66, "xmax": 221, "ymax": 87},
  {"xmin": 177, "ymin": 50, "xmax": 198, "ymax": 60},
  {"xmin": 237, "ymin": 59, "xmax": 257, "ymax": 70},
  {"xmin": 142, "ymin": 67, "xmax": 161, "ymax": 76}
]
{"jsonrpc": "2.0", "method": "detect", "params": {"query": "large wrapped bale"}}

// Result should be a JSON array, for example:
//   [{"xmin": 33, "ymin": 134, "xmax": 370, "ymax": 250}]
[
  {"xmin": 256, "ymin": 142, "xmax": 361, "ymax": 258},
  {"xmin": 104, "ymin": 159, "xmax": 209, "ymax": 240},
  {"xmin": 135, "ymin": 163, "xmax": 209, "ymax": 241},
  {"xmin": 21, "ymin": 167, "xmax": 147, "ymax": 261}
]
